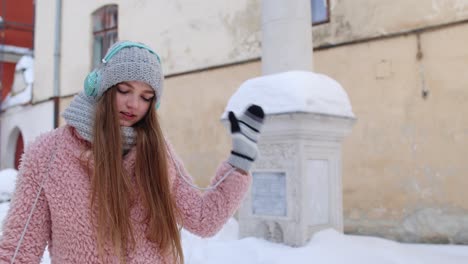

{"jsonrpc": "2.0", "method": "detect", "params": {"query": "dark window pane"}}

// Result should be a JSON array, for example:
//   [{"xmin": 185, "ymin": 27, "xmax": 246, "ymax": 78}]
[
  {"xmin": 92, "ymin": 10, "xmax": 103, "ymax": 32},
  {"xmin": 311, "ymin": 0, "xmax": 328, "ymax": 24},
  {"xmin": 107, "ymin": 31, "xmax": 118, "ymax": 47},
  {"xmin": 105, "ymin": 5, "xmax": 117, "ymax": 28},
  {"xmin": 92, "ymin": 35, "xmax": 103, "ymax": 67},
  {"xmin": 92, "ymin": 4, "xmax": 118, "ymax": 68},
  {"xmin": 109, "ymin": 7, "xmax": 118, "ymax": 29}
]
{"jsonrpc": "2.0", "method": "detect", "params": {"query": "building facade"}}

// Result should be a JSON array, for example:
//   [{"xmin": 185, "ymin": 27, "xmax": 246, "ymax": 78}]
[
  {"xmin": 0, "ymin": 0, "xmax": 53, "ymax": 170},
  {"xmin": 4, "ymin": 0, "xmax": 468, "ymax": 243}
]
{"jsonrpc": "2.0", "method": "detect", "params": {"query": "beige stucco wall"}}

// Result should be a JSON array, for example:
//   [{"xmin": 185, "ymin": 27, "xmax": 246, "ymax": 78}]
[
  {"xmin": 33, "ymin": 0, "xmax": 58, "ymax": 102},
  {"xmin": 41, "ymin": 0, "xmax": 468, "ymax": 98},
  {"xmin": 37, "ymin": 0, "xmax": 468, "ymax": 100},
  {"xmin": 118, "ymin": 0, "xmax": 260, "ymax": 74},
  {"xmin": 315, "ymin": 22, "xmax": 468, "ymax": 243},
  {"xmin": 313, "ymin": 0, "xmax": 468, "ymax": 46}
]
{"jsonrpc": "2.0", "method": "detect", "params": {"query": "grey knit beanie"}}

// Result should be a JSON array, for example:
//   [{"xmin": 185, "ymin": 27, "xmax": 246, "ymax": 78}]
[
  {"xmin": 95, "ymin": 40, "xmax": 163, "ymax": 105},
  {"xmin": 62, "ymin": 40, "xmax": 163, "ymax": 149}
]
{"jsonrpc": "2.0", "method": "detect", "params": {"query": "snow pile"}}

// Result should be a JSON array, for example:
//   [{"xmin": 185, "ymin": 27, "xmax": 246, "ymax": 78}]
[
  {"xmin": 0, "ymin": 169, "xmax": 18, "ymax": 202},
  {"xmin": 181, "ymin": 222, "xmax": 468, "ymax": 264},
  {"xmin": 2, "ymin": 55, "xmax": 34, "ymax": 110},
  {"xmin": 15, "ymin": 55, "xmax": 34, "ymax": 85},
  {"xmin": 0, "ymin": 45, "xmax": 33, "ymax": 56},
  {"xmin": 222, "ymin": 71, "xmax": 355, "ymax": 119}
]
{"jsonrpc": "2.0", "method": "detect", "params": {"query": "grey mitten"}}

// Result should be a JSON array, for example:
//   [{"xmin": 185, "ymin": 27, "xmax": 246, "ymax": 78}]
[{"xmin": 227, "ymin": 104, "xmax": 265, "ymax": 172}]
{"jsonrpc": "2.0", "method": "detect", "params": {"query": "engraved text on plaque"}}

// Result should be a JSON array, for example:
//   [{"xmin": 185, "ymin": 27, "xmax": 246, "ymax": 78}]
[{"xmin": 252, "ymin": 172, "xmax": 287, "ymax": 216}]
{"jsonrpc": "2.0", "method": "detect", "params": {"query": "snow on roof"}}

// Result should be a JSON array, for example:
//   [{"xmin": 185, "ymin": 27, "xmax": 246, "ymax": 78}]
[
  {"xmin": 0, "ymin": 44, "xmax": 33, "ymax": 56},
  {"xmin": 16, "ymin": 55, "xmax": 34, "ymax": 84},
  {"xmin": 222, "ymin": 71, "xmax": 355, "ymax": 119}
]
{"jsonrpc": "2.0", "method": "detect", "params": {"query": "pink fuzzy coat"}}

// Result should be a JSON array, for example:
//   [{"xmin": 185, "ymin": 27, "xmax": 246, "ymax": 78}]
[{"xmin": 0, "ymin": 126, "xmax": 251, "ymax": 263}]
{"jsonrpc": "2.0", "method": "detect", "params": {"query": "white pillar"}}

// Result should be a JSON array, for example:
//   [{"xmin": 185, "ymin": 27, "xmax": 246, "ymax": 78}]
[{"xmin": 261, "ymin": 0, "xmax": 313, "ymax": 75}]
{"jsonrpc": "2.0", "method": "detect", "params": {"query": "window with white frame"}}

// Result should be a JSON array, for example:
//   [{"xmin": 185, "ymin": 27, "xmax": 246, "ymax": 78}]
[
  {"xmin": 311, "ymin": 0, "xmax": 329, "ymax": 25},
  {"xmin": 92, "ymin": 5, "xmax": 118, "ymax": 68}
]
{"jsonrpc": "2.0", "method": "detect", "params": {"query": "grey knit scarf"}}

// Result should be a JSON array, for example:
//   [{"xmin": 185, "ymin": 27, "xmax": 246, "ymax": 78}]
[{"xmin": 62, "ymin": 92, "xmax": 136, "ymax": 150}]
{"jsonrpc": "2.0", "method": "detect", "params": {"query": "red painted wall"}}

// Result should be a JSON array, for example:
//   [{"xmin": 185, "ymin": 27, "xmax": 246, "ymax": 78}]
[
  {"xmin": 0, "ymin": 0, "xmax": 34, "ymax": 48},
  {"xmin": 0, "ymin": 0, "xmax": 34, "ymax": 100},
  {"xmin": 1, "ymin": 62, "xmax": 14, "ymax": 100}
]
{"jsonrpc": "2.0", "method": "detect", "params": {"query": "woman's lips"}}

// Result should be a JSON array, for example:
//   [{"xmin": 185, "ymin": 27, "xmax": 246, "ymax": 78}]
[{"xmin": 120, "ymin": 112, "xmax": 135, "ymax": 120}]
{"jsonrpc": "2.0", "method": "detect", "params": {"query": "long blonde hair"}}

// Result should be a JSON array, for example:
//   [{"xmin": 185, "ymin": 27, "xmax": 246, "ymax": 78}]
[{"xmin": 90, "ymin": 87, "xmax": 183, "ymax": 263}]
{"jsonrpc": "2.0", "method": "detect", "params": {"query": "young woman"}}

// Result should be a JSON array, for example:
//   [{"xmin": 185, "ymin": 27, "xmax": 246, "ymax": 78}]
[{"xmin": 0, "ymin": 41, "xmax": 264, "ymax": 263}]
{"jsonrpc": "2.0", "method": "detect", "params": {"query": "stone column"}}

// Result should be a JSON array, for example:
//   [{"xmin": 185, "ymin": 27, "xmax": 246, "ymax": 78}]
[{"xmin": 262, "ymin": 0, "xmax": 313, "ymax": 75}]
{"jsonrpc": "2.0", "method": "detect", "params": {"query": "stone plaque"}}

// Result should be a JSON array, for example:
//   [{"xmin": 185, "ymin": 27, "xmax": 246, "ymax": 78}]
[
  {"xmin": 252, "ymin": 172, "xmax": 287, "ymax": 216},
  {"xmin": 306, "ymin": 159, "xmax": 329, "ymax": 225}
]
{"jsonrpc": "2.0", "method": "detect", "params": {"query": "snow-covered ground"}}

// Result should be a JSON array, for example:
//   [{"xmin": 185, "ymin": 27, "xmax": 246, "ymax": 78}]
[
  {"xmin": 0, "ymin": 169, "xmax": 467, "ymax": 263},
  {"xmin": 0, "ymin": 169, "xmax": 17, "ymax": 203}
]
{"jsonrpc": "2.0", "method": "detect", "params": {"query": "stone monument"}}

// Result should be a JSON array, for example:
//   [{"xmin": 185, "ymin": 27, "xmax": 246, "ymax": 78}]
[{"xmin": 222, "ymin": 71, "xmax": 356, "ymax": 246}]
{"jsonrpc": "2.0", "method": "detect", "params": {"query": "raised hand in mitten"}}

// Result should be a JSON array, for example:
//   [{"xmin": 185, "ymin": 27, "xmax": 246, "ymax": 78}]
[{"xmin": 227, "ymin": 104, "xmax": 265, "ymax": 172}]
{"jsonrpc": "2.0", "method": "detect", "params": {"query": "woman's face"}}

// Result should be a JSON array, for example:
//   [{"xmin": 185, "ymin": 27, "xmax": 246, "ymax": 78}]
[{"xmin": 114, "ymin": 81, "xmax": 155, "ymax": 127}]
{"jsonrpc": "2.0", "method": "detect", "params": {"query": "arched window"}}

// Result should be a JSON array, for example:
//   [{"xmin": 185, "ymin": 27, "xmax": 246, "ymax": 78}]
[
  {"xmin": 14, "ymin": 131, "xmax": 24, "ymax": 170},
  {"xmin": 92, "ymin": 4, "xmax": 118, "ymax": 68}
]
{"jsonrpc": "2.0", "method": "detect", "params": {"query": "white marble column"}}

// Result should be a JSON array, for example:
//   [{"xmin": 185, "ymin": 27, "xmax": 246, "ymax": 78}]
[{"xmin": 261, "ymin": 0, "xmax": 313, "ymax": 75}]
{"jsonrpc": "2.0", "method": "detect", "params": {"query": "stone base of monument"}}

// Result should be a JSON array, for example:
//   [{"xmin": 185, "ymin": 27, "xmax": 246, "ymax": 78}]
[{"xmin": 238, "ymin": 112, "xmax": 354, "ymax": 246}]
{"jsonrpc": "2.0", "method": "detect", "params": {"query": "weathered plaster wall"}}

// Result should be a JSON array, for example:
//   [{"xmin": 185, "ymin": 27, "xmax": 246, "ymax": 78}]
[
  {"xmin": 313, "ymin": 0, "xmax": 468, "ymax": 47},
  {"xmin": 314, "ymin": 22, "xmax": 468, "ymax": 243}
]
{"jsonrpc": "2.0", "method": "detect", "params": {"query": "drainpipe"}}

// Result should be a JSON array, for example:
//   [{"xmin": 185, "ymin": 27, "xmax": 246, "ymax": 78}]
[
  {"xmin": 0, "ymin": 0, "xmax": 4, "ymax": 167},
  {"xmin": 53, "ymin": 0, "xmax": 62, "ymax": 128}
]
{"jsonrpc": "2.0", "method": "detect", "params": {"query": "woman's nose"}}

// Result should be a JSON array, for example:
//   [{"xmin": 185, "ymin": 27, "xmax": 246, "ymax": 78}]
[{"xmin": 126, "ymin": 95, "xmax": 139, "ymax": 109}]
